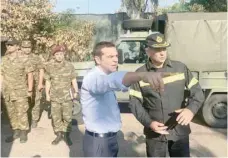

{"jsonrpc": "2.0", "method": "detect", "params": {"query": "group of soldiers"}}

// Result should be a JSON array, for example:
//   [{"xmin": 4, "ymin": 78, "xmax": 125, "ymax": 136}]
[{"xmin": 1, "ymin": 38, "xmax": 78, "ymax": 146}]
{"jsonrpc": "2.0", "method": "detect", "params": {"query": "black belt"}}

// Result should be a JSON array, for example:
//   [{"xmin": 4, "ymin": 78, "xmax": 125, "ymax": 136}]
[{"xmin": 86, "ymin": 130, "xmax": 117, "ymax": 138}]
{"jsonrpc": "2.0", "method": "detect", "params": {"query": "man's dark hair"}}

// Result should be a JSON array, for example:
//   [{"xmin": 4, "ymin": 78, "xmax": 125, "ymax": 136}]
[{"xmin": 92, "ymin": 41, "xmax": 115, "ymax": 57}]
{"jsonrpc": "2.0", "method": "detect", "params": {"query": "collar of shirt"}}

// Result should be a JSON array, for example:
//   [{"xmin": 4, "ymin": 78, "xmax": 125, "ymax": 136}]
[
  {"xmin": 7, "ymin": 56, "xmax": 17, "ymax": 63},
  {"xmin": 54, "ymin": 60, "xmax": 66, "ymax": 67},
  {"xmin": 95, "ymin": 66, "xmax": 106, "ymax": 75},
  {"xmin": 146, "ymin": 58, "xmax": 172, "ymax": 71}
]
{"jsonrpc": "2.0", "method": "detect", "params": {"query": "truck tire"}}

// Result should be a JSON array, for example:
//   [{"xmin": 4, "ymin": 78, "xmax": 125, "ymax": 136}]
[
  {"xmin": 202, "ymin": 94, "xmax": 227, "ymax": 128},
  {"xmin": 123, "ymin": 19, "xmax": 153, "ymax": 30}
]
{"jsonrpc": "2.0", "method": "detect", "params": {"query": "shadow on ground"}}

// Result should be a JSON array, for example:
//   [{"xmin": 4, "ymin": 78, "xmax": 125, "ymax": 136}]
[
  {"xmin": 1, "ymin": 96, "xmax": 13, "ymax": 157},
  {"xmin": 1, "ymin": 123, "xmax": 12, "ymax": 157},
  {"xmin": 190, "ymin": 142, "xmax": 216, "ymax": 157},
  {"xmin": 68, "ymin": 121, "xmax": 84, "ymax": 157},
  {"xmin": 118, "ymin": 131, "xmax": 146, "ymax": 157},
  {"xmin": 192, "ymin": 115, "xmax": 227, "ymax": 138}
]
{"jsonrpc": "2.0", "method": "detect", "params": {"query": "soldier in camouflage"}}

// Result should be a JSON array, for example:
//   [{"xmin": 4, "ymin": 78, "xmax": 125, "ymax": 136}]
[
  {"xmin": 1, "ymin": 39, "xmax": 34, "ymax": 143},
  {"xmin": 21, "ymin": 40, "xmax": 45, "ymax": 128},
  {"xmin": 45, "ymin": 44, "xmax": 78, "ymax": 146}
]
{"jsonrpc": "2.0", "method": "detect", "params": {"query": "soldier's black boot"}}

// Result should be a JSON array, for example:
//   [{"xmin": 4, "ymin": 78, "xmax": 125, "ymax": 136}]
[
  {"xmin": 51, "ymin": 132, "xmax": 62, "ymax": 145},
  {"xmin": 5, "ymin": 129, "xmax": 20, "ymax": 143},
  {"xmin": 31, "ymin": 120, "xmax": 38, "ymax": 128},
  {"xmin": 63, "ymin": 132, "xmax": 73, "ymax": 146},
  {"xmin": 20, "ymin": 130, "xmax": 28, "ymax": 143}
]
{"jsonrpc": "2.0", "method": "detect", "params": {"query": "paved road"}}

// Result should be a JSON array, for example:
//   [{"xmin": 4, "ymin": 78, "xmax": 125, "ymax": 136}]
[{"xmin": 1, "ymin": 103, "xmax": 227, "ymax": 157}]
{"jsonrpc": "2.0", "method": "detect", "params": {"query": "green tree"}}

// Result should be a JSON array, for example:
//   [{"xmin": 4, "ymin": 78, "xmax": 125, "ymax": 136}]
[
  {"xmin": 120, "ymin": 0, "xmax": 159, "ymax": 19},
  {"xmin": 156, "ymin": 1, "xmax": 205, "ymax": 14},
  {"xmin": 1, "ymin": 0, "xmax": 95, "ymax": 61},
  {"xmin": 157, "ymin": 0, "xmax": 227, "ymax": 14},
  {"xmin": 188, "ymin": 0, "xmax": 227, "ymax": 12}
]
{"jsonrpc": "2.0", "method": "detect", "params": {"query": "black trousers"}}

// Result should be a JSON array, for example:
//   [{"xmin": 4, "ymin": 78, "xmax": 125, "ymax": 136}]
[
  {"xmin": 83, "ymin": 131, "xmax": 119, "ymax": 157},
  {"xmin": 146, "ymin": 136, "xmax": 190, "ymax": 157}
]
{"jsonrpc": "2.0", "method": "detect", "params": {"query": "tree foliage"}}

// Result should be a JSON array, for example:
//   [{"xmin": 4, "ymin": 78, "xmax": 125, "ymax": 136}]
[
  {"xmin": 188, "ymin": 0, "xmax": 227, "ymax": 12},
  {"xmin": 1, "ymin": 0, "xmax": 95, "ymax": 62},
  {"xmin": 120, "ymin": 0, "xmax": 158, "ymax": 19},
  {"xmin": 156, "ymin": 1, "xmax": 205, "ymax": 14},
  {"xmin": 162, "ymin": 0, "xmax": 227, "ymax": 13},
  {"xmin": 125, "ymin": 0, "xmax": 227, "ymax": 16}
]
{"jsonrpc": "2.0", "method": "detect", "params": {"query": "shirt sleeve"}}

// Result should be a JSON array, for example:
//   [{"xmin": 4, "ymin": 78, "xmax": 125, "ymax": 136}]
[
  {"xmin": 129, "ymin": 82, "xmax": 153, "ymax": 127},
  {"xmin": 44, "ymin": 64, "xmax": 51, "ymax": 81},
  {"xmin": 84, "ymin": 71, "xmax": 128, "ymax": 94},
  {"xmin": 24, "ymin": 59, "xmax": 34, "ymax": 74},
  {"xmin": 36, "ymin": 56, "xmax": 45, "ymax": 70},
  {"xmin": 70, "ymin": 63, "xmax": 77, "ymax": 80},
  {"xmin": 184, "ymin": 65, "xmax": 205, "ymax": 114}
]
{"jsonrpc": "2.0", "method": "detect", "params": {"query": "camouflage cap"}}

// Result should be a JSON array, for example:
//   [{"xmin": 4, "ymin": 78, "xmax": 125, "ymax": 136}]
[
  {"xmin": 5, "ymin": 38, "xmax": 19, "ymax": 45},
  {"xmin": 146, "ymin": 32, "xmax": 170, "ymax": 48},
  {"xmin": 21, "ymin": 40, "xmax": 32, "ymax": 48},
  {"xmin": 51, "ymin": 44, "xmax": 67, "ymax": 55}
]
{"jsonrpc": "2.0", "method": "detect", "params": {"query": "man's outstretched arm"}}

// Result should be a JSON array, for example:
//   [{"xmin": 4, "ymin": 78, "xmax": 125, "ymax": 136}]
[{"xmin": 85, "ymin": 71, "xmax": 172, "ymax": 94}]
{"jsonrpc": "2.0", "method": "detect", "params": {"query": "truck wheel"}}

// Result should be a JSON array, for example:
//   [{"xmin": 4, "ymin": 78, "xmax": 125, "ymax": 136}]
[
  {"xmin": 123, "ymin": 19, "xmax": 153, "ymax": 30},
  {"xmin": 202, "ymin": 94, "xmax": 227, "ymax": 128}
]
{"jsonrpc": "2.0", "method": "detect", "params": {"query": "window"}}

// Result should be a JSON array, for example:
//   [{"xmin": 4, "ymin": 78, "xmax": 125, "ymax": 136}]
[{"xmin": 117, "ymin": 41, "xmax": 148, "ymax": 64}]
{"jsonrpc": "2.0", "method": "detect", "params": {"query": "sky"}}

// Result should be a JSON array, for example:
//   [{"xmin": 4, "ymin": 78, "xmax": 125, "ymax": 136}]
[{"xmin": 53, "ymin": 0, "xmax": 180, "ymax": 14}]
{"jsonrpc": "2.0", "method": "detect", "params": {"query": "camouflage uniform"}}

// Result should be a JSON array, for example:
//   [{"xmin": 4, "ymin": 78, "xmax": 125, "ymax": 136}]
[
  {"xmin": 28, "ymin": 54, "xmax": 44, "ymax": 122},
  {"xmin": 1, "ymin": 54, "xmax": 34, "ymax": 131},
  {"xmin": 21, "ymin": 40, "xmax": 45, "ymax": 125},
  {"xmin": 45, "ymin": 61, "xmax": 76, "ymax": 133}
]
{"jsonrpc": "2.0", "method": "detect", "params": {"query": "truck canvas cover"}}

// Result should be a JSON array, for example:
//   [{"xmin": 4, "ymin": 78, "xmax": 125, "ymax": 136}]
[{"xmin": 165, "ymin": 12, "xmax": 227, "ymax": 71}]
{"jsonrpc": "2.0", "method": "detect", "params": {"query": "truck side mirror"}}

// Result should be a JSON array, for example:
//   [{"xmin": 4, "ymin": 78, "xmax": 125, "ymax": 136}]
[{"xmin": 118, "ymin": 49, "xmax": 124, "ymax": 64}]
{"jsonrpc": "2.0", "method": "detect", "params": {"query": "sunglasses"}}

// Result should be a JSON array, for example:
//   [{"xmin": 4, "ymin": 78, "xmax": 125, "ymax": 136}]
[{"xmin": 6, "ymin": 44, "xmax": 15, "ymax": 46}]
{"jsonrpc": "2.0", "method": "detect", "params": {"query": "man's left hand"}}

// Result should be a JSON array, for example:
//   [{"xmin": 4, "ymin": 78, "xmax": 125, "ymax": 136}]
[
  {"xmin": 175, "ymin": 108, "xmax": 194, "ymax": 125},
  {"xmin": 73, "ymin": 92, "xmax": 77, "ymax": 99},
  {"xmin": 38, "ymin": 84, "xmax": 44, "ymax": 92},
  {"xmin": 28, "ymin": 91, "xmax": 32, "ymax": 97}
]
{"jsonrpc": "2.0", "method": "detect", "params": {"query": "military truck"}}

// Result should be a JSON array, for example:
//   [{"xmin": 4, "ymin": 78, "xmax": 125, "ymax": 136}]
[{"xmin": 73, "ymin": 12, "xmax": 227, "ymax": 128}]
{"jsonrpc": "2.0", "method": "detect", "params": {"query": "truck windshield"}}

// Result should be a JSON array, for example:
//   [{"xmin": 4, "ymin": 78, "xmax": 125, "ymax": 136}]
[{"xmin": 117, "ymin": 40, "xmax": 148, "ymax": 64}]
